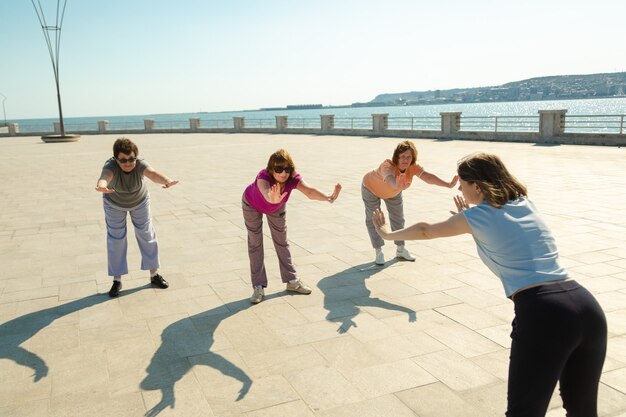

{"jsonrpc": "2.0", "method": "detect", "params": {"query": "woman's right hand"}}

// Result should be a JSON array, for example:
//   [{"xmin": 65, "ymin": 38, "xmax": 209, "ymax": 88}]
[
  {"xmin": 267, "ymin": 183, "xmax": 287, "ymax": 204},
  {"xmin": 95, "ymin": 186, "xmax": 115, "ymax": 194},
  {"xmin": 396, "ymin": 173, "xmax": 408, "ymax": 190}
]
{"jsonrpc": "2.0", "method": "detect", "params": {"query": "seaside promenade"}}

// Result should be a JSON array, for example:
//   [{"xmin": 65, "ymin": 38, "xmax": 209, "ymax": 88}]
[{"xmin": 1, "ymin": 133, "xmax": 625, "ymax": 417}]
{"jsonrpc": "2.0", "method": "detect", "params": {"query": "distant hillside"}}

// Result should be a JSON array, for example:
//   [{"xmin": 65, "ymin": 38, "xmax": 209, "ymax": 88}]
[{"xmin": 366, "ymin": 72, "xmax": 626, "ymax": 106}]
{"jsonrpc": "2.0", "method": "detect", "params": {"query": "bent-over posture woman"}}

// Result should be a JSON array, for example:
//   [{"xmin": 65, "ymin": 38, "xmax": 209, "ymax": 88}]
[
  {"xmin": 96, "ymin": 137, "xmax": 179, "ymax": 297},
  {"xmin": 243, "ymin": 149, "xmax": 341, "ymax": 304},
  {"xmin": 362, "ymin": 140, "xmax": 457, "ymax": 265},
  {"xmin": 373, "ymin": 152, "xmax": 606, "ymax": 417}
]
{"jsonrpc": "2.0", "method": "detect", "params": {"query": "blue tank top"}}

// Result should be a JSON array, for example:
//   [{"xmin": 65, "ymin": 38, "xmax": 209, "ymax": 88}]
[{"xmin": 462, "ymin": 198, "xmax": 569, "ymax": 297}]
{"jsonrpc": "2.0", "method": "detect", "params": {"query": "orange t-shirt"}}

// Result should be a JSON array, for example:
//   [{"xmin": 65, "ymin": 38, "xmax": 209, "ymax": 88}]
[{"xmin": 362, "ymin": 159, "xmax": 424, "ymax": 199}]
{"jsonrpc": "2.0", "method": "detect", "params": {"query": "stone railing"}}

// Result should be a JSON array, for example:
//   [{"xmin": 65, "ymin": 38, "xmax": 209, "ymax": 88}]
[{"xmin": 2, "ymin": 110, "xmax": 625, "ymax": 146}]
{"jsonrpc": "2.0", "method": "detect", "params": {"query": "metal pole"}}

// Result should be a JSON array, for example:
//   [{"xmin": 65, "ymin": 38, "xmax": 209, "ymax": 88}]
[
  {"xmin": 31, "ymin": 0, "xmax": 69, "ymax": 137},
  {"xmin": 0, "ymin": 93, "xmax": 6, "ymax": 126}
]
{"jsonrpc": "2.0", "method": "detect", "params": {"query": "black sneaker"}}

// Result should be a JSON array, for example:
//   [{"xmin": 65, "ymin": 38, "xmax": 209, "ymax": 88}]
[
  {"xmin": 150, "ymin": 274, "xmax": 169, "ymax": 289},
  {"xmin": 109, "ymin": 281, "xmax": 122, "ymax": 297}
]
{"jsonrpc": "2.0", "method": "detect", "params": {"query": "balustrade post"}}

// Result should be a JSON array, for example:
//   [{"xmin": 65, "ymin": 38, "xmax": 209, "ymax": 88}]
[
  {"xmin": 538, "ymin": 110, "xmax": 567, "ymax": 137},
  {"xmin": 233, "ymin": 117, "xmax": 245, "ymax": 131},
  {"xmin": 8, "ymin": 123, "xmax": 19, "ymax": 135},
  {"xmin": 372, "ymin": 113, "xmax": 388, "ymax": 132},
  {"xmin": 321, "ymin": 115, "xmax": 334, "ymax": 132},
  {"xmin": 440, "ymin": 112, "xmax": 462, "ymax": 134},
  {"xmin": 98, "ymin": 120, "xmax": 109, "ymax": 133},
  {"xmin": 144, "ymin": 119, "xmax": 155, "ymax": 132},
  {"xmin": 189, "ymin": 118, "xmax": 200, "ymax": 131},
  {"xmin": 275, "ymin": 116, "xmax": 288, "ymax": 130}
]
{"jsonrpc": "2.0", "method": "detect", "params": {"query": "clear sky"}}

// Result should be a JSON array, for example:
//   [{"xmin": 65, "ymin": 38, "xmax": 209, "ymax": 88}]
[{"xmin": 1, "ymin": 0, "xmax": 625, "ymax": 120}]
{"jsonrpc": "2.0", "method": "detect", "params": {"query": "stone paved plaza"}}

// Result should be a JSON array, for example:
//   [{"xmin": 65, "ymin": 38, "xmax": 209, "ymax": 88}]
[{"xmin": 1, "ymin": 133, "xmax": 625, "ymax": 417}]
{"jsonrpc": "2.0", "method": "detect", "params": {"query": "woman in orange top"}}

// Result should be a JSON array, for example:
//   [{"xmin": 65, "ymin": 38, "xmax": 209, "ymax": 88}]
[{"xmin": 362, "ymin": 140, "xmax": 458, "ymax": 265}]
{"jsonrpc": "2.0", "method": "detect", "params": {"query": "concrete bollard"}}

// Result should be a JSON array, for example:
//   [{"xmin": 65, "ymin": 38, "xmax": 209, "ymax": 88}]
[
  {"xmin": 539, "ymin": 110, "xmax": 567, "ymax": 138},
  {"xmin": 321, "ymin": 115, "xmax": 334, "ymax": 131},
  {"xmin": 54, "ymin": 122, "xmax": 61, "ymax": 134},
  {"xmin": 98, "ymin": 120, "xmax": 109, "ymax": 133},
  {"xmin": 190, "ymin": 118, "xmax": 200, "ymax": 131},
  {"xmin": 8, "ymin": 123, "xmax": 19, "ymax": 135},
  {"xmin": 233, "ymin": 117, "xmax": 245, "ymax": 131},
  {"xmin": 275, "ymin": 116, "xmax": 288, "ymax": 130},
  {"xmin": 440, "ymin": 112, "xmax": 462, "ymax": 135},
  {"xmin": 144, "ymin": 119, "xmax": 155, "ymax": 132},
  {"xmin": 372, "ymin": 113, "xmax": 388, "ymax": 132}
]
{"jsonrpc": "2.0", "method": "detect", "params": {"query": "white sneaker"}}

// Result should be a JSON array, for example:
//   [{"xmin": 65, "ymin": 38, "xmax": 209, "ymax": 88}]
[
  {"xmin": 396, "ymin": 246, "xmax": 416, "ymax": 261},
  {"xmin": 286, "ymin": 280, "xmax": 312, "ymax": 294},
  {"xmin": 375, "ymin": 251, "xmax": 385, "ymax": 265},
  {"xmin": 250, "ymin": 287, "xmax": 264, "ymax": 304}
]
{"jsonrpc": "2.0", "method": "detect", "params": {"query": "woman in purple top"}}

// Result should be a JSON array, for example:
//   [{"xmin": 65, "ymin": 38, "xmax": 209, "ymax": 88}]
[{"xmin": 242, "ymin": 149, "xmax": 342, "ymax": 304}]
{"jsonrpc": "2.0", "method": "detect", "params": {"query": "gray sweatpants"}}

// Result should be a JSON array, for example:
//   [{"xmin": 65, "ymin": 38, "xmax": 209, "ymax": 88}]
[
  {"xmin": 242, "ymin": 195, "xmax": 297, "ymax": 288},
  {"xmin": 361, "ymin": 183, "xmax": 405, "ymax": 249},
  {"xmin": 103, "ymin": 196, "xmax": 160, "ymax": 277}
]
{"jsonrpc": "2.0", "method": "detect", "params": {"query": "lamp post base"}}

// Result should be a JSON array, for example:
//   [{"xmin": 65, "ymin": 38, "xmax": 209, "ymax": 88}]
[{"xmin": 41, "ymin": 134, "xmax": 81, "ymax": 143}]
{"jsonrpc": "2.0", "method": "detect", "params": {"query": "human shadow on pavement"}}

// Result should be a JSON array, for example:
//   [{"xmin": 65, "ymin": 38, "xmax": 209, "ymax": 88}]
[
  {"xmin": 140, "ymin": 294, "xmax": 280, "ymax": 417},
  {"xmin": 318, "ymin": 260, "xmax": 416, "ymax": 333},
  {"xmin": 0, "ymin": 286, "xmax": 147, "ymax": 383}
]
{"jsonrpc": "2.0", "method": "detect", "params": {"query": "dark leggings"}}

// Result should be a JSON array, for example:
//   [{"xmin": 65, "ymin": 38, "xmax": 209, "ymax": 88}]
[{"xmin": 507, "ymin": 281, "xmax": 607, "ymax": 417}]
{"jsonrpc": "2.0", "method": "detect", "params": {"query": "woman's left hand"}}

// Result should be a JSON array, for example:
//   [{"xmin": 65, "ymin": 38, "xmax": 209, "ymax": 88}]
[
  {"xmin": 327, "ymin": 183, "xmax": 342, "ymax": 203},
  {"xmin": 448, "ymin": 175, "xmax": 459, "ymax": 188},
  {"xmin": 450, "ymin": 195, "xmax": 469, "ymax": 215},
  {"xmin": 372, "ymin": 208, "xmax": 391, "ymax": 236},
  {"xmin": 162, "ymin": 180, "xmax": 179, "ymax": 189}
]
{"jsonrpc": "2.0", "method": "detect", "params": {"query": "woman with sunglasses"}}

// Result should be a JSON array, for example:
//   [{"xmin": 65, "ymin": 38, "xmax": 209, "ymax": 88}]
[
  {"xmin": 95, "ymin": 137, "xmax": 179, "ymax": 297},
  {"xmin": 362, "ymin": 140, "xmax": 458, "ymax": 265},
  {"xmin": 243, "ymin": 148, "xmax": 342, "ymax": 304},
  {"xmin": 373, "ymin": 152, "xmax": 606, "ymax": 417}
]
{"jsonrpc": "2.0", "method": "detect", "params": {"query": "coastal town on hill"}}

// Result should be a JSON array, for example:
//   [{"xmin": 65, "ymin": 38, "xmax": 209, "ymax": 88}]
[
  {"xmin": 264, "ymin": 72, "xmax": 626, "ymax": 111},
  {"xmin": 367, "ymin": 71, "xmax": 626, "ymax": 107}
]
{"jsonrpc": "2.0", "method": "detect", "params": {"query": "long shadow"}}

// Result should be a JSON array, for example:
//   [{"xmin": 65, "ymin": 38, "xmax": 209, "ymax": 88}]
[
  {"xmin": 319, "ymin": 260, "xmax": 416, "ymax": 333},
  {"xmin": 0, "ymin": 286, "xmax": 147, "ymax": 382},
  {"xmin": 140, "ymin": 294, "xmax": 280, "ymax": 417}
]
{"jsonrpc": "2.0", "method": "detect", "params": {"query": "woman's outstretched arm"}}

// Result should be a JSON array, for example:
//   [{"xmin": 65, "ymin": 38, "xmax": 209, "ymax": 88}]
[
  {"xmin": 373, "ymin": 208, "xmax": 471, "ymax": 240},
  {"xmin": 144, "ymin": 167, "xmax": 179, "ymax": 189},
  {"xmin": 296, "ymin": 180, "xmax": 342, "ymax": 203}
]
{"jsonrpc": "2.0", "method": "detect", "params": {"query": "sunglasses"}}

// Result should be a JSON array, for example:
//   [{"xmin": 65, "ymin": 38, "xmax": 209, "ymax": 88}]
[
  {"xmin": 274, "ymin": 166, "xmax": 293, "ymax": 174},
  {"xmin": 117, "ymin": 157, "xmax": 137, "ymax": 164}
]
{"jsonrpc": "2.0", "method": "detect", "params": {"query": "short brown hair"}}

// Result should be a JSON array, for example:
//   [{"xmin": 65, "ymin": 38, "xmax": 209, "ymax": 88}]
[
  {"xmin": 457, "ymin": 152, "xmax": 527, "ymax": 208},
  {"xmin": 266, "ymin": 149, "xmax": 296, "ymax": 179},
  {"xmin": 113, "ymin": 137, "xmax": 138, "ymax": 158},
  {"xmin": 391, "ymin": 140, "xmax": 418, "ymax": 166}
]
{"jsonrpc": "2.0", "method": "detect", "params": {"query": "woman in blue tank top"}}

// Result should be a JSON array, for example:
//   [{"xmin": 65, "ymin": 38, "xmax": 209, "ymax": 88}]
[{"xmin": 373, "ymin": 152, "xmax": 606, "ymax": 417}]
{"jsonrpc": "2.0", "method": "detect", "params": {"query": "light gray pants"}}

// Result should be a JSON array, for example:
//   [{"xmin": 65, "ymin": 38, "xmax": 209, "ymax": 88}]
[
  {"xmin": 242, "ymin": 196, "xmax": 297, "ymax": 288},
  {"xmin": 361, "ymin": 183, "xmax": 405, "ymax": 249},
  {"xmin": 103, "ymin": 196, "xmax": 159, "ymax": 277}
]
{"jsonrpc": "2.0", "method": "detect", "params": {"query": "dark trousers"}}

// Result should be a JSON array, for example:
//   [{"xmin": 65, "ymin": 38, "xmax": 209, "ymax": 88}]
[
  {"xmin": 242, "ymin": 196, "xmax": 297, "ymax": 288},
  {"xmin": 507, "ymin": 281, "xmax": 607, "ymax": 417}
]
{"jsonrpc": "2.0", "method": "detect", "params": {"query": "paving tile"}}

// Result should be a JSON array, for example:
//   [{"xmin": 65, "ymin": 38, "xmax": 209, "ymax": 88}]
[
  {"xmin": 0, "ymin": 398, "xmax": 49, "ymax": 417},
  {"xmin": 413, "ymin": 349, "xmax": 500, "ymax": 391},
  {"xmin": 312, "ymin": 336, "xmax": 383, "ymax": 372},
  {"xmin": 436, "ymin": 303, "xmax": 506, "ymax": 330},
  {"xmin": 396, "ymin": 382, "xmax": 487, "ymax": 417},
  {"xmin": 285, "ymin": 366, "xmax": 365, "ymax": 412},
  {"xmin": 243, "ymin": 400, "xmax": 315, "ymax": 417},
  {"xmin": 317, "ymin": 394, "xmax": 416, "ymax": 417},
  {"xmin": 425, "ymin": 322, "xmax": 502, "ymax": 358},
  {"xmin": 344, "ymin": 358, "xmax": 437, "ymax": 397}
]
